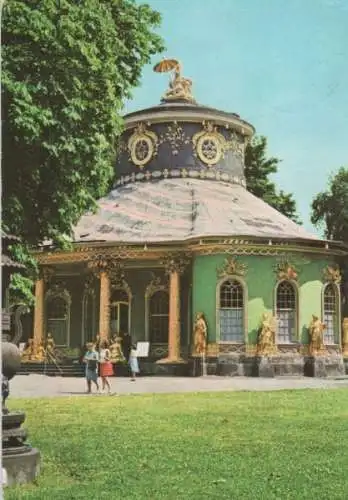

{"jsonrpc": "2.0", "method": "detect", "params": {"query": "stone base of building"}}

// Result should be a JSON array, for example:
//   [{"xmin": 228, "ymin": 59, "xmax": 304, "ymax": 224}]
[
  {"xmin": 344, "ymin": 358, "xmax": 348, "ymax": 375},
  {"xmin": 188, "ymin": 353, "xmax": 343, "ymax": 378},
  {"xmin": 304, "ymin": 355, "xmax": 345, "ymax": 378}
]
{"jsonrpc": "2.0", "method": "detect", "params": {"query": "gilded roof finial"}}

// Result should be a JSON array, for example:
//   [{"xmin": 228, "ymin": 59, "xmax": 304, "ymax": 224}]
[{"xmin": 153, "ymin": 58, "xmax": 196, "ymax": 104}]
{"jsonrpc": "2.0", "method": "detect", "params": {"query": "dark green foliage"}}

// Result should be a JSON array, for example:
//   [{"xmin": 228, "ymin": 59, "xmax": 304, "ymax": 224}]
[
  {"xmin": 311, "ymin": 167, "xmax": 348, "ymax": 242},
  {"xmin": 2, "ymin": 0, "xmax": 164, "ymax": 245},
  {"xmin": 245, "ymin": 136, "xmax": 301, "ymax": 224},
  {"xmin": 2, "ymin": 0, "xmax": 164, "ymax": 304}
]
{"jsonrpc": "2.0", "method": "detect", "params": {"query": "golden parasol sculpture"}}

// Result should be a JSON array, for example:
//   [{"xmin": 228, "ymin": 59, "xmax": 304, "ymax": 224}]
[
  {"xmin": 153, "ymin": 58, "xmax": 181, "ymax": 75},
  {"xmin": 153, "ymin": 58, "xmax": 195, "ymax": 103}
]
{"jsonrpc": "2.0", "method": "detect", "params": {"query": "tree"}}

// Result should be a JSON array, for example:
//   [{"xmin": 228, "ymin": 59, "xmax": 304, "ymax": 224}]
[
  {"xmin": 2, "ymin": 0, "xmax": 164, "ymax": 246},
  {"xmin": 2, "ymin": 0, "xmax": 164, "ymax": 304},
  {"xmin": 310, "ymin": 167, "xmax": 348, "ymax": 242},
  {"xmin": 245, "ymin": 136, "xmax": 301, "ymax": 224}
]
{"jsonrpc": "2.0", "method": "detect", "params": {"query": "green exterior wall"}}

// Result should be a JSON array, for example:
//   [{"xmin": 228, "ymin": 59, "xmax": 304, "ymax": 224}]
[{"xmin": 192, "ymin": 253, "xmax": 338, "ymax": 345}]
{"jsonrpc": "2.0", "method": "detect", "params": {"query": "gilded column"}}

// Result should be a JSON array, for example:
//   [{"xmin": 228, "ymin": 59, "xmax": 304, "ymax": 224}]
[
  {"xmin": 158, "ymin": 253, "xmax": 190, "ymax": 364},
  {"xmin": 343, "ymin": 318, "xmax": 348, "ymax": 357},
  {"xmin": 99, "ymin": 270, "xmax": 110, "ymax": 341},
  {"xmin": 33, "ymin": 277, "xmax": 44, "ymax": 347}
]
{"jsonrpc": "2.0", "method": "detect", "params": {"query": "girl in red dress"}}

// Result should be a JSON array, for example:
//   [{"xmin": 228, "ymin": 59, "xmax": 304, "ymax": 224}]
[{"xmin": 99, "ymin": 339, "xmax": 113, "ymax": 394}]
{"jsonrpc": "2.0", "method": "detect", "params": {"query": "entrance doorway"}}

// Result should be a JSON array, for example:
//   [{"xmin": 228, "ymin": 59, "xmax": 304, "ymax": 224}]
[{"xmin": 110, "ymin": 289, "xmax": 130, "ymax": 335}]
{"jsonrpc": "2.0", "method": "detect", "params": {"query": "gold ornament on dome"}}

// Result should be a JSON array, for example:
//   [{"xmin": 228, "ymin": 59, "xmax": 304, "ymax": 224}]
[
  {"xmin": 127, "ymin": 123, "xmax": 159, "ymax": 168},
  {"xmin": 153, "ymin": 58, "xmax": 196, "ymax": 104},
  {"xmin": 192, "ymin": 121, "xmax": 227, "ymax": 166},
  {"xmin": 322, "ymin": 264, "xmax": 341, "ymax": 284},
  {"xmin": 217, "ymin": 256, "xmax": 247, "ymax": 278},
  {"xmin": 159, "ymin": 122, "xmax": 190, "ymax": 155},
  {"xmin": 227, "ymin": 130, "xmax": 246, "ymax": 159}
]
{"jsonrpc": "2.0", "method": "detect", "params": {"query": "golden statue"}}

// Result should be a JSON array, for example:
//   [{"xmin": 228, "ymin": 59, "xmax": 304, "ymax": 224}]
[
  {"xmin": 342, "ymin": 318, "xmax": 348, "ymax": 357},
  {"xmin": 109, "ymin": 336, "xmax": 125, "ymax": 363},
  {"xmin": 257, "ymin": 313, "xmax": 277, "ymax": 356},
  {"xmin": 308, "ymin": 315, "xmax": 326, "ymax": 355},
  {"xmin": 193, "ymin": 312, "xmax": 208, "ymax": 355},
  {"xmin": 153, "ymin": 58, "xmax": 196, "ymax": 104},
  {"xmin": 21, "ymin": 338, "xmax": 35, "ymax": 361},
  {"xmin": 46, "ymin": 333, "xmax": 56, "ymax": 355}
]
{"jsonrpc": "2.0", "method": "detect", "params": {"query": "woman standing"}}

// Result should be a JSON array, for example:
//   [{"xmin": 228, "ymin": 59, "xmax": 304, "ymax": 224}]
[
  {"xmin": 99, "ymin": 340, "xmax": 113, "ymax": 394},
  {"xmin": 129, "ymin": 343, "xmax": 140, "ymax": 381}
]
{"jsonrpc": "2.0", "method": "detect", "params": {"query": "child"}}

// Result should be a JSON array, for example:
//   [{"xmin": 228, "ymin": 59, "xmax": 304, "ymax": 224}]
[
  {"xmin": 99, "ymin": 340, "xmax": 113, "ymax": 394},
  {"xmin": 129, "ymin": 343, "xmax": 139, "ymax": 381},
  {"xmin": 83, "ymin": 343, "xmax": 100, "ymax": 394}
]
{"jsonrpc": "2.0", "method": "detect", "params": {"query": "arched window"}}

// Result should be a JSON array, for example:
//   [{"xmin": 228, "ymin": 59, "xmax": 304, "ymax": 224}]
[
  {"xmin": 323, "ymin": 284, "xmax": 339, "ymax": 344},
  {"xmin": 276, "ymin": 281, "xmax": 297, "ymax": 343},
  {"xmin": 46, "ymin": 289, "xmax": 71, "ymax": 346},
  {"xmin": 110, "ymin": 288, "xmax": 130, "ymax": 335},
  {"xmin": 149, "ymin": 290, "xmax": 169, "ymax": 344},
  {"xmin": 218, "ymin": 279, "xmax": 244, "ymax": 342},
  {"xmin": 82, "ymin": 289, "xmax": 97, "ymax": 345}
]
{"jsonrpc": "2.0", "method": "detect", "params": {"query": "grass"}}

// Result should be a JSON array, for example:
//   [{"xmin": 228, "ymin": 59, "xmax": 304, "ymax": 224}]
[{"xmin": 5, "ymin": 389, "xmax": 348, "ymax": 500}]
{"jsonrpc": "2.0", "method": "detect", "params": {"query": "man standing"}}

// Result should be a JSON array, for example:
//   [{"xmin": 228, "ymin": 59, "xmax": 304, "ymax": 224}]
[{"xmin": 83, "ymin": 343, "xmax": 100, "ymax": 394}]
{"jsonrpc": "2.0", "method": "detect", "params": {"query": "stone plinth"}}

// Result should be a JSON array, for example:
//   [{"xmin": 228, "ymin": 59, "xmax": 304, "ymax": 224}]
[
  {"xmin": 216, "ymin": 355, "xmax": 245, "ymax": 377},
  {"xmin": 252, "ymin": 356, "xmax": 275, "ymax": 378},
  {"xmin": 344, "ymin": 358, "xmax": 348, "ymax": 375},
  {"xmin": 2, "ymin": 411, "xmax": 40, "ymax": 487},
  {"xmin": 304, "ymin": 355, "xmax": 345, "ymax": 378},
  {"xmin": 271, "ymin": 354, "xmax": 304, "ymax": 377}
]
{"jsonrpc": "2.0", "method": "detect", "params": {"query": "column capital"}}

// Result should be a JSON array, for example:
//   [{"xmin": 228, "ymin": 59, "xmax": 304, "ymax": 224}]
[
  {"xmin": 162, "ymin": 252, "xmax": 191, "ymax": 275},
  {"xmin": 39, "ymin": 266, "xmax": 54, "ymax": 284},
  {"xmin": 87, "ymin": 254, "xmax": 112, "ymax": 276},
  {"xmin": 88, "ymin": 255, "xmax": 126, "ymax": 288}
]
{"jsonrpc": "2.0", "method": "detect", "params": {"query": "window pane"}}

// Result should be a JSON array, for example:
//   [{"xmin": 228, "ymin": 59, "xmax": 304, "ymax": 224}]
[
  {"xmin": 219, "ymin": 280, "xmax": 244, "ymax": 342},
  {"xmin": 276, "ymin": 281, "xmax": 296, "ymax": 343},
  {"xmin": 149, "ymin": 291, "xmax": 169, "ymax": 343},
  {"xmin": 323, "ymin": 284, "xmax": 337, "ymax": 344},
  {"xmin": 219, "ymin": 309, "xmax": 243, "ymax": 342}
]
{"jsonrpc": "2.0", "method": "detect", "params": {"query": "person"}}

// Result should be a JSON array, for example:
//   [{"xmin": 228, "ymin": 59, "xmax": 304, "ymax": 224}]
[
  {"xmin": 83, "ymin": 343, "xmax": 100, "ymax": 394},
  {"xmin": 99, "ymin": 340, "xmax": 113, "ymax": 394},
  {"xmin": 121, "ymin": 332, "xmax": 132, "ymax": 363},
  {"xmin": 2, "ymin": 375, "xmax": 9, "ymax": 414},
  {"xmin": 129, "ymin": 343, "xmax": 139, "ymax": 381}
]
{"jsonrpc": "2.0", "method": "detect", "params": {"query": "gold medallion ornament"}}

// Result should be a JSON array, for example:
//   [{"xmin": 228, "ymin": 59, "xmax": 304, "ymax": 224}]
[
  {"xmin": 217, "ymin": 256, "xmax": 247, "ymax": 278},
  {"xmin": 128, "ymin": 123, "xmax": 159, "ymax": 167},
  {"xmin": 322, "ymin": 264, "xmax": 341, "ymax": 284},
  {"xmin": 192, "ymin": 121, "xmax": 227, "ymax": 166}
]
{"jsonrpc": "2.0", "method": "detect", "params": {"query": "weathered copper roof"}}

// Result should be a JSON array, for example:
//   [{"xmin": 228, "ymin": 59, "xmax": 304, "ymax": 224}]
[{"xmin": 74, "ymin": 178, "xmax": 318, "ymax": 244}]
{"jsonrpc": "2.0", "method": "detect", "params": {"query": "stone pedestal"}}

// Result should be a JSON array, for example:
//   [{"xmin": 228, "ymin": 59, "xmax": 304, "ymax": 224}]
[
  {"xmin": 304, "ymin": 355, "xmax": 345, "ymax": 378},
  {"xmin": 271, "ymin": 355, "xmax": 304, "ymax": 377},
  {"xmin": 217, "ymin": 355, "xmax": 246, "ymax": 377},
  {"xmin": 252, "ymin": 356, "xmax": 275, "ymax": 378},
  {"xmin": 344, "ymin": 358, "xmax": 348, "ymax": 375},
  {"xmin": 2, "ymin": 412, "xmax": 40, "ymax": 487}
]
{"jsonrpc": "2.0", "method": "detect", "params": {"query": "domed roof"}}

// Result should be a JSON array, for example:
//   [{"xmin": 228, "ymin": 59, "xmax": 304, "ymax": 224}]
[
  {"xmin": 73, "ymin": 60, "xmax": 320, "ymax": 245},
  {"xmin": 74, "ymin": 178, "xmax": 317, "ymax": 243}
]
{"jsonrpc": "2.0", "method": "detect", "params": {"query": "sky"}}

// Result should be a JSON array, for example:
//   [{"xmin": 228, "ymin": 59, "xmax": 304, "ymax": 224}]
[{"xmin": 124, "ymin": 0, "xmax": 348, "ymax": 236}]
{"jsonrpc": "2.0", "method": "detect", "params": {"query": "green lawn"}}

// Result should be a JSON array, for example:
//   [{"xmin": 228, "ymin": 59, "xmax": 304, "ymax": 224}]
[{"xmin": 5, "ymin": 389, "xmax": 348, "ymax": 500}]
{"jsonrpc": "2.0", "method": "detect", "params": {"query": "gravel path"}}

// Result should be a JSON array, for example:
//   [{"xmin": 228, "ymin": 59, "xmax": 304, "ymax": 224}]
[{"xmin": 9, "ymin": 374, "xmax": 348, "ymax": 398}]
